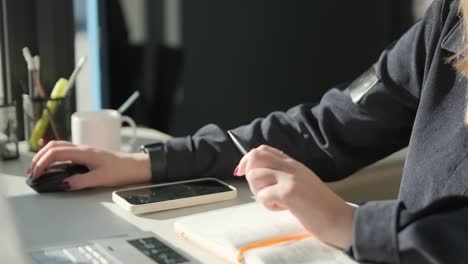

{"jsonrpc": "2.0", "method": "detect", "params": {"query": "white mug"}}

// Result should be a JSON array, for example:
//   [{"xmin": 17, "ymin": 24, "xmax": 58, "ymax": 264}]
[{"xmin": 71, "ymin": 109, "xmax": 136, "ymax": 151}]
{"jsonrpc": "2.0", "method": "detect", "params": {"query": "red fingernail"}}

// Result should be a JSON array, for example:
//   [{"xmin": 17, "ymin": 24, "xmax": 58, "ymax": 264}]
[
  {"xmin": 233, "ymin": 166, "xmax": 239, "ymax": 176},
  {"xmin": 58, "ymin": 182, "xmax": 70, "ymax": 191},
  {"xmin": 31, "ymin": 167, "xmax": 37, "ymax": 179}
]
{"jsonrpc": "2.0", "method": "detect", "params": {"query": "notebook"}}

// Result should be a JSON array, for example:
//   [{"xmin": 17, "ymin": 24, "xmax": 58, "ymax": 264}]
[{"xmin": 174, "ymin": 202, "xmax": 357, "ymax": 264}]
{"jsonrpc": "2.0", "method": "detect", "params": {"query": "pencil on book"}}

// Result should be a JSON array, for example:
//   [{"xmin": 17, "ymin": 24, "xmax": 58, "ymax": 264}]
[{"xmin": 237, "ymin": 233, "xmax": 312, "ymax": 263}]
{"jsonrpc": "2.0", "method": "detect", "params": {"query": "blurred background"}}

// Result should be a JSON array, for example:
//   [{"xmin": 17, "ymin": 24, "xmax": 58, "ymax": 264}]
[{"xmin": 1, "ymin": 0, "xmax": 434, "ymax": 137}]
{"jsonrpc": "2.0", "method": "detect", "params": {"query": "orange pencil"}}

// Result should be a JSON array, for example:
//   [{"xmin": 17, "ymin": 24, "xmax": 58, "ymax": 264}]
[{"xmin": 237, "ymin": 233, "xmax": 312, "ymax": 263}]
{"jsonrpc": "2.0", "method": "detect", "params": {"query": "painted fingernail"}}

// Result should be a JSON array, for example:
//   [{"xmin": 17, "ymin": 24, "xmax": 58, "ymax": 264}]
[
  {"xmin": 29, "ymin": 169, "xmax": 35, "ymax": 179},
  {"xmin": 31, "ymin": 167, "xmax": 38, "ymax": 179},
  {"xmin": 58, "ymin": 181, "xmax": 70, "ymax": 191},
  {"xmin": 26, "ymin": 167, "xmax": 32, "ymax": 178},
  {"xmin": 233, "ymin": 166, "xmax": 239, "ymax": 176}
]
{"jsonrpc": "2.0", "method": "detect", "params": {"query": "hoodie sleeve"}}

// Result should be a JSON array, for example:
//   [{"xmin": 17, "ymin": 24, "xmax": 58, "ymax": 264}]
[
  {"xmin": 350, "ymin": 196, "xmax": 468, "ymax": 263},
  {"xmin": 159, "ymin": 0, "xmax": 448, "ymax": 184}
]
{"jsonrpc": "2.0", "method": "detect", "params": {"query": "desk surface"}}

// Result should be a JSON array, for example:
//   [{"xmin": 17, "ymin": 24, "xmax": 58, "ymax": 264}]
[{"xmin": 0, "ymin": 128, "xmax": 254, "ymax": 264}]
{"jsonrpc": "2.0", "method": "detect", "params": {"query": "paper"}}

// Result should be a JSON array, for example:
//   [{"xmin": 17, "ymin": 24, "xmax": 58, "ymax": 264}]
[
  {"xmin": 174, "ymin": 202, "xmax": 357, "ymax": 264},
  {"xmin": 245, "ymin": 237, "xmax": 357, "ymax": 264}
]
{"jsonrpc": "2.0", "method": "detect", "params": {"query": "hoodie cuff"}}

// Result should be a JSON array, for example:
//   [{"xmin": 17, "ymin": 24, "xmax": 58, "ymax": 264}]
[
  {"xmin": 165, "ymin": 136, "xmax": 196, "ymax": 182},
  {"xmin": 352, "ymin": 200, "xmax": 402, "ymax": 263}
]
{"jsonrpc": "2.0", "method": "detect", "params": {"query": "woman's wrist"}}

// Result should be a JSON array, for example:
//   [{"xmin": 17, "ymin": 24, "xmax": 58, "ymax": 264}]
[
  {"xmin": 336, "ymin": 204, "xmax": 356, "ymax": 249},
  {"xmin": 325, "ymin": 202, "xmax": 356, "ymax": 249},
  {"xmin": 128, "ymin": 152, "xmax": 152, "ymax": 183}
]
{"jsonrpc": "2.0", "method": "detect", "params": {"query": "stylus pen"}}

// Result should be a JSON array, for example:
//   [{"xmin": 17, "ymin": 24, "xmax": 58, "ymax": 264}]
[{"xmin": 227, "ymin": 130, "xmax": 251, "ymax": 156}]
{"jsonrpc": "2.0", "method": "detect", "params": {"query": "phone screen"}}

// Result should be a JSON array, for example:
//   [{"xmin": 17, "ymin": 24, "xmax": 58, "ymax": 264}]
[{"xmin": 118, "ymin": 180, "xmax": 233, "ymax": 205}]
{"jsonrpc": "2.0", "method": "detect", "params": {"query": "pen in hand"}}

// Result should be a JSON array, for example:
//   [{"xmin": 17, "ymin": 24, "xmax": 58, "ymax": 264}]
[
  {"xmin": 227, "ymin": 130, "xmax": 251, "ymax": 156},
  {"xmin": 227, "ymin": 130, "xmax": 253, "ymax": 196}
]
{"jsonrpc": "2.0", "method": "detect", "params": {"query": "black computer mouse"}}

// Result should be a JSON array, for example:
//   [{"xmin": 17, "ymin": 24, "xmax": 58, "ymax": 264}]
[{"xmin": 26, "ymin": 163, "xmax": 89, "ymax": 193}]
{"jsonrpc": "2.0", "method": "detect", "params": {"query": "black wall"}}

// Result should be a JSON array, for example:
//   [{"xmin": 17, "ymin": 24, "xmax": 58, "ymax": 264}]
[
  {"xmin": 168, "ymin": 1, "xmax": 413, "ymax": 135},
  {"xmin": 107, "ymin": 1, "xmax": 413, "ymax": 136}
]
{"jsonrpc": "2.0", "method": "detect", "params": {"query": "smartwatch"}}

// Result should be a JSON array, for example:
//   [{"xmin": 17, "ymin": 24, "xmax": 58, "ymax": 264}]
[{"xmin": 140, "ymin": 142, "xmax": 167, "ymax": 183}]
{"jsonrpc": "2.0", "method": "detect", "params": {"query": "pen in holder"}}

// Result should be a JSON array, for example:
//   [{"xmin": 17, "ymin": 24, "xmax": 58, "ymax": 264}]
[
  {"xmin": 0, "ymin": 104, "xmax": 19, "ymax": 160},
  {"xmin": 22, "ymin": 94, "xmax": 72, "ymax": 152}
]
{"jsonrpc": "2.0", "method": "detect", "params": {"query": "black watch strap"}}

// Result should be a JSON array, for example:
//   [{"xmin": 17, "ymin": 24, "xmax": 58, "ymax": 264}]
[{"xmin": 140, "ymin": 142, "xmax": 167, "ymax": 183}]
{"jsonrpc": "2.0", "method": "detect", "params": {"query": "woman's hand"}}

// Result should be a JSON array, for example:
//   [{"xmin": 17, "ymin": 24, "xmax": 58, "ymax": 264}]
[
  {"xmin": 28, "ymin": 141, "xmax": 152, "ymax": 191},
  {"xmin": 235, "ymin": 145, "xmax": 356, "ymax": 249}
]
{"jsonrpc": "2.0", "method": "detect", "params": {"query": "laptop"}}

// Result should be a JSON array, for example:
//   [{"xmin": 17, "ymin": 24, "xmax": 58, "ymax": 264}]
[{"xmin": 0, "ymin": 173, "xmax": 198, "ymax": 264}]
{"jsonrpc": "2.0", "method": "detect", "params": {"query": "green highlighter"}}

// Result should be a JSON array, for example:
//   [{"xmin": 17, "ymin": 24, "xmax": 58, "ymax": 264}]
[{"xmin": 29, "ymin": 78, "xmax": 68, "ymax": 151}]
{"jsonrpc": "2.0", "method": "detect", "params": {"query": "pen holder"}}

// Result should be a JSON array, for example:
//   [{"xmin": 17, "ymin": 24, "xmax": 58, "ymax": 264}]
[
  {"xmin": 0, "ymin": 104, "xmax": 19, "ymax": 160},
  {"xmin": 22, "ymin": 94, "xmax": 72, "ymax": 152}
]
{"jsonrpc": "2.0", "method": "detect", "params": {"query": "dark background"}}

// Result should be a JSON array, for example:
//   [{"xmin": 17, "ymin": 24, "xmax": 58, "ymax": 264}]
[
  {"xmin": 1, "ymin": 0, "xmax": 415, "ymax": 138},
  {"xmin": 106, "ymin": 0, "xmax": 414, "ymax": 136},
  {"xmin": 0, "ymin": 0, "xmax": 75, "ymax": 139}
]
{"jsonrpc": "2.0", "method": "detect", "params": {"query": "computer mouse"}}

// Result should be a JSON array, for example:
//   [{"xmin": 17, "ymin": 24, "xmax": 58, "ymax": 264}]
[{"xmin": 25, "ymin": 163, "xmax": 89, "ymax": 193}]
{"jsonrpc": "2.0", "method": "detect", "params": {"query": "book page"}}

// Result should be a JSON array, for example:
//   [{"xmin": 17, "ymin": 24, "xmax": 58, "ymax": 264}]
[
  {"xmin": 221, "ymin": 204, "xmax": 308, "ymax": 248},
  {"xmin": 244, "ymin": 237, "xmax": 357, "ymax": 264},
  {"xmin": 174, "ymin": 202, "xmax": 307, "ymax": 262},
  {"xmin": 174, "ymin": 202, "xmax": 355, "ymax": 264}
]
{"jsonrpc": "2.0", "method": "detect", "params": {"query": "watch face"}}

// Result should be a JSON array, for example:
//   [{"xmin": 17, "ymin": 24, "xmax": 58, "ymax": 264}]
[{"xmin": 141, "ymin": 142, "xmax": 164, "ymax": 152}]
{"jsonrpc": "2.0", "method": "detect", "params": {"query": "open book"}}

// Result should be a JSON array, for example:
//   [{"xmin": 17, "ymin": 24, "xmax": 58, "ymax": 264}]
[{"xmin": 174, "ymin": 202, "xmax": 357, "ymax": 264}]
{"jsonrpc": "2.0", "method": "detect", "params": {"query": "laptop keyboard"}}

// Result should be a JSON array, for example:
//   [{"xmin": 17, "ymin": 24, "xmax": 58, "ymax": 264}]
[
  {"xmin": 30, "ymin": 244, "xmax": 114, "ymax": 264},
  {"xmin": 127, "ymin": 237, "xmax": 188, "ymax": 264},
  {"xmin": 30, "ymin": 236, "xmax": 189, "ymax": 264}
]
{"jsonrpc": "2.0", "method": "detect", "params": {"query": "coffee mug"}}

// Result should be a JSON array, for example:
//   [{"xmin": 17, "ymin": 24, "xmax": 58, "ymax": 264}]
[{"xmin": 71, "ymin": 109, "xmax": 136, "ymax": 151}]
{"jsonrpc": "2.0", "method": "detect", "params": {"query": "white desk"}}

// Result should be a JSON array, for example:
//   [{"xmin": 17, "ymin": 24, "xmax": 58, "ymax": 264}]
[{"xmin": 0, "ymin": 128, "xmax": 255, "ymax": 264}]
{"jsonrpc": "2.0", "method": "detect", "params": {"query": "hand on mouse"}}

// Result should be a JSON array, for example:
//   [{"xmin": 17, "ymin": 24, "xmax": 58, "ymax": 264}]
[{"xmin": 28, "ymin": 141, "xmax": 151, "ymax": 191}]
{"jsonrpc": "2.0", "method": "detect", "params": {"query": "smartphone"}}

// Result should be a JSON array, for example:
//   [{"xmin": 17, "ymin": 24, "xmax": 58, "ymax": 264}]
[{"xmin": 112, "ymin": 178, "xmax": 237, "ymax": 214}]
